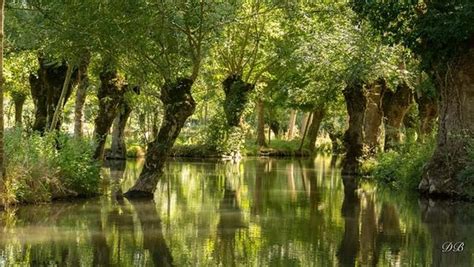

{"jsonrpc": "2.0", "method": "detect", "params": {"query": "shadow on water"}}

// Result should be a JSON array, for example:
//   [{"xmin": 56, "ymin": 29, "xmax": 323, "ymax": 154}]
[{"xmin": 0, "ymin": 157, "xmax": 473, "ymax": 266}]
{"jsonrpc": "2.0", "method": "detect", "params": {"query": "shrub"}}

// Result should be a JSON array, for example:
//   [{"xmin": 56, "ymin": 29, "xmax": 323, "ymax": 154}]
[
  {"xmin": 126, "ymin": 144, "xmax": 145, "ymax": 158},
  {"xmin": 55, "ymin": 133, "xmax": 101, "ymax": 197},
  {"xmin": 1, "ymin": 129, "xmax": 101, "ymax": 205},
  {"xmin": 370, "ymin": 138, "xmax": 435, "ymax": 190}
]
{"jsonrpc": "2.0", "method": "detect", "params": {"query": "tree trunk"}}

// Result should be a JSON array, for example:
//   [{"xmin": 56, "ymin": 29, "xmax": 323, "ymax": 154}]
[
  {"xmin": 0, "ymin": 0, "xmax": 4, "ymax": 181},
  {"xmin": 12, "ymin": 92, "xmax": 26, "ymax": 128},
  {"xmin": 383, "ymin": 82, "xmax": 413, "ymax": 150},
  {"xmin": 30, "ymin": 58, "xmax": 78, "ymax": 133},
  {"xmin": 419, "ymin": 53, "xmax": 474, "ymax": 197},
  {"xmin": 301, "ymin": 113, "xmax": 310, "ymax": 136},
  {"xmin": 124, "ymin": 78, "xmax": 196, "ymax": 199},
  {"xmin": 93, "ymin": 65, "xmax": 127, "ymax": 160},
  {"xmin": 342, "ymin": 81, "xmax": 366, "ymax": 174},
  {"xmin": 222, "ymin": 74, "xmax": 254, "ymax": 127},
  {"xmin": 269, "ymin": 120, "xmax": 280, "ymax": 139},
  {"xmin": 256, "ymin": 99, "xmax": 267, "ymax": 147},
  {"xmin": 415, "ymin": 93, "xmax": 438, "ymax": 142},
  {"xmin": 109, "ymin": 101, "xmax": 132, "ymax": 160},
  {"xmin": 305, "ymin": 107, "xmax": 326, "ymax": 152},
  {"xmin": 363, "ymin": 80, "xmax": 386, "ymax": 155},
  {"xmin": 287, "ymin": 109, "xmax": 297, "ymax": 140},
  {"xmin": 74, "ymin": 52, "xmax": 90, "ymax": 138}
]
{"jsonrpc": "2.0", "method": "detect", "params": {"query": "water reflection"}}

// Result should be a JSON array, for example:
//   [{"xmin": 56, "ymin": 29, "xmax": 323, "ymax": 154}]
[{"xmin": 0, "ymin": 157, "xmax": 473, "ymax": 266}]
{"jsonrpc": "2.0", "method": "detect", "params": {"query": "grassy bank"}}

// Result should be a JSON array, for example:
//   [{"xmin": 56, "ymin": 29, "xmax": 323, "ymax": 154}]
[{"xmin": 0, "ymin": 129, "xmax": 101, "ymax": 207}]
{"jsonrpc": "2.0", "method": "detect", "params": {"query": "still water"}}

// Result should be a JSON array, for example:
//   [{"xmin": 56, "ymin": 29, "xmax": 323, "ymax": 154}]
[{"xmin": 0, "ymin": 157, "xmax": 473, "ymax": 266}]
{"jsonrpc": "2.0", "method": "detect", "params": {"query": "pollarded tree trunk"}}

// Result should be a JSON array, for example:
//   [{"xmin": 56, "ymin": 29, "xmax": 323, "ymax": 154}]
[
  {"xmin": 74, "ymin": 52, "xmax": 90, "ymax": 138},
  {"xmin": 109, "ymin": 101, "xmax": 132, "ymax": 160},
  {"xmin": 30, "ymin": 58, "xmax": 78, "ymax": 133},
  {"xmin": 222, "ymin": 74, "xmax": 254, "ymax": 127},
  {"xmin": 342, "ymin": 81, "xmax": 366, "ymax": 174},
  {"xmin": 301, "ymin": 113, "xmax": 310, "ymax": 136},
  {"xmin": 419, "ymin": 52, "xmax": 474, "ymax": 197},
  {"xmin": 222, "ymin": 74, "xmax": 254, "ymax": 154},
  {"xmin": 363, "ymin": 79, "xmax": 386, "ymax": 156},
  {"xmin": 415, "ymin": 93, "xmax": 438, "ymax": 142},
  {"xmin": 124, "ymin": 78, "xmax": 196, "ymax": 199},
  {"xmin": 305, "ymin": 107, "xmax": 326, "ymax": 152},
  {"xmin": 11, "ymin": 92, "xmax": 26, "ymax": 128},
  {"xmin": 93, "ymin": 65, "xmax": 127, "ymax": 160},
  {"xmin": 287, "ymin": 109, "xmax": 297, "ymax": 140},
  {"xmin": 256, "ymin": 99, "xmax": 267, "ymax": 148},
  {"xmin": 383, "ymin": 82, "xmax": 413, "ymax": 150}
]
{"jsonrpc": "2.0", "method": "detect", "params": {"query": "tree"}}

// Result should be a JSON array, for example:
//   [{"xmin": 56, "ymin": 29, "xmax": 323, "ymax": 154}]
[
  {"xmin": 124, "ymin": 1, "xmax": 236, "ymax": 198},
  {"xmin": 353, "ymin": 1, "xmax": 474, "ymax": 198}
]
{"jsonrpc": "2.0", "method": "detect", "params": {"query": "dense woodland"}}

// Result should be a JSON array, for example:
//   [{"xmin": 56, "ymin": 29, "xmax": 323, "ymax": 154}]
[{"xmin": 0, "ymin": 0, "xmax": 473, "ymax": 205}]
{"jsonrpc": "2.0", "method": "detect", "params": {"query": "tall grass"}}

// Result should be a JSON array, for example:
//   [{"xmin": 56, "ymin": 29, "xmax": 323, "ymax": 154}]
[{"xmin": 1, "ymin": 129, "xmax": 100, "ymax": 206}]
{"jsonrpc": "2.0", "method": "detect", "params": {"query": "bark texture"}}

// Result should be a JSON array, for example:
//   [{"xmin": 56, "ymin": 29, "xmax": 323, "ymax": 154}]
[
  {"xmin": 74, "ymin": 53, "xmax": 90, "ymax": 138},
  {"xmin": 222, "ymin": 74, "xmax": 254, "ymax": 127},
  {"xmin": 305, "ymin": 107, "xmax": 326, "ymax": 152},
  {"xmin": 419, "ymin": 51, "xmax": 474, "ymax": 197},
  {"xmin": 415, "ymin": 93, "xmax": 438, "ymax": 142},
  {"xmin": 108, "ymin": 101, "xmax": 132, "ymax": 160},
  {"xmin": 383, "ymin": 82, "xmax": 413, "ymax": 149},
  {"xmin": 342, "ymin": 81, "xmax": 366, "ymax": 174},
  {"xmin": 124, "ymin": 78, "xmax": 196, "ymax": 199},
  {"xmin": 93, "ymin": 66, "xmax": 127, "ymax": 160},
  {"xmin": 363, "ymin": 80, "xmax": 386, "ymax": 155},
  {"xmin": 29, "ymin": 58, "xmax": 78, "ymax": 133},
  {"xmin": 256, "ymin": 99, "xmax": 267, "ymax": 147}
]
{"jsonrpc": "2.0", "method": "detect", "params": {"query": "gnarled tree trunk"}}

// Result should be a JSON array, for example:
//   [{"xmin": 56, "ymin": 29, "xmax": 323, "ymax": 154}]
[
  {"xmin": 29, "ymin": 58, "xmax": 78, "ymax": 133},
  {"xmin": 363, "ymin": 80, "xmax": 386, "ymax": 155},
  {"xmin": 74, "ymin": 52, "xmax": 90, "ymax": 138},
  {"xmin": 383, "ymin": 82, "xmax": 413, "ymax": 150},
  {"xmin": 342, "ymin": 81, "xmax": 366, "ymax": 174},
  {"xmin": 305, "ymin": 107, "xmax": 326, "ymax": 152},
  {"xmin": 93, "ymin": 65, "xmax": 127, "ymax": 160},
  {"xmin": 256, "ymin": 99, "xmax": 267, "ymax": 147},
  {"xmin": 419, "ymin": 52, "xmax": 474, "ymax": 197},
  {"xmin": 222, "ymin": 74, "xmax": 254, "ymax": 154},
  {"xmin": 124, "ymin": 78, "xmax": 196, "ymax": 199},
  {"xmin": 222, "ymin": 74, "xmax": 254, "ymax": 127},
  {"xmin": 108, "ymin": 101, "xmax": 132, "ymax": 160},
  {"xmin": 415, "ymin": 93, "xmax": 438, "ymax": 142}
]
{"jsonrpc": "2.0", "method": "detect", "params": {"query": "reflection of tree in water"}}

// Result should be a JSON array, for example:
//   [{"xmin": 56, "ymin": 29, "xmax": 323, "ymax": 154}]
[
  {"xmin": 337, "ymin": 176, "xmax": 361, "ymax": 267},
  {"xmin": 420, "ymin": 199, "xmax": 474, "ymax": 267},
  {"xmin": 376, "ymin": 203, "xmax": 402, "ymax": 264},
  {"xmin": 215, "ymin": 174, "xmax": 246, "ymax": 267},
  {"xmin": 130, "ymin": 200, "xmax": 174, "ymax": 267}
]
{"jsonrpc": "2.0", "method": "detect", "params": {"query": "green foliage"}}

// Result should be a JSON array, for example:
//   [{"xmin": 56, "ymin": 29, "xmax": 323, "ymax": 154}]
[
  {"xmin": 369, "ymin": 139, "xmax": 435, "ymax": 190},
  {"xmin": 2, "ymin": 130, "xmax": 100, "ymax": 205},
  {"xmin": 54, "ymin": 133, "xmax": 101, "ymax": 196},
  {"xmin": 351, "ymin": 1, "xmax": 474, "ymax": 69}
]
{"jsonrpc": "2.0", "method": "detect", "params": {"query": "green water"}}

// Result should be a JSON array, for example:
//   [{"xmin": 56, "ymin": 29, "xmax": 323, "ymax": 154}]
[{"xmin": 0, "ymin": 157, "xmax": 473, "ymax": 266}]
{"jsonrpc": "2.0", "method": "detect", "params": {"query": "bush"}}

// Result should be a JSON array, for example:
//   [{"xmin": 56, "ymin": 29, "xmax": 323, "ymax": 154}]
[
  {"xmin": 370, "ymin": 139, "xmax": 435, "ymax": 190},
  {"xmin": 55, "ymin": 134, "xmax": 101, "ymax": 196},
  {"xmin": 1, "ymin": 129, "xmax": 100, "ymax": 205}
]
